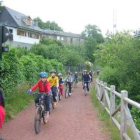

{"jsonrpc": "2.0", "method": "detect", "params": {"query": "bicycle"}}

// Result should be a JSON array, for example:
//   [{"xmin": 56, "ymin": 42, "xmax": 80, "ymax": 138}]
[
  {"xmin": 65, "ymin": 83, "xmax": 69, "ymax": 98},
  {"xmin": 32, "ymin": 92, "xmax": 49, "ymax": 134},
  {"xmin": 74, "ymin": 79, "xmax": 78, "ymax": 88},
  {"xmin": 65, "ymin": 82, "xmax": 72, "ymax": 98}
]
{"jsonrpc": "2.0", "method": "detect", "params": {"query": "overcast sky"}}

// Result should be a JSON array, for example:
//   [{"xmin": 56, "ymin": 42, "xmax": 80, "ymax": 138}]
[{"xmin": 3, "ymin": 0, "xmax": 140, "ymax": 34}]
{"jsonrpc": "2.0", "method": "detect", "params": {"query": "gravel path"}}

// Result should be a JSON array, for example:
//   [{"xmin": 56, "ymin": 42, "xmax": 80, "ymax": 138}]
[{"xmin": 1, "ymin": 83, "xmax": 110, "ymax": 140}]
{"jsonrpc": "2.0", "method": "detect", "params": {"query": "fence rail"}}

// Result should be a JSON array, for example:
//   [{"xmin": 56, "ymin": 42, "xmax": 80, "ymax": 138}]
[{"xmin": 95, "ymin": 78, "xmax": 140, "ymax": 140}]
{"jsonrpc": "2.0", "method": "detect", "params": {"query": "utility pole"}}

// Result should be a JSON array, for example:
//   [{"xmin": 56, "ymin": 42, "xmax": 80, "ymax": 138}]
[
  {"xmin": 113, "ymin": 9, "xmax": 117, "ymax": 34},
  {"xmin": 0, "ymin": 26, "xmax": 2, "ymax": 60}
]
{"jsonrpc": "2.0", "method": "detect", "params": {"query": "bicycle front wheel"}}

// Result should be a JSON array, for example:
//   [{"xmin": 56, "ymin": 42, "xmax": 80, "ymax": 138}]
[
  {"xmin": 65, "ymin": 88, "xmax": 69, "ymax": 98},
  {"xmin": 34, "ymin": 106, "xmax": 42, "ymax": 134}
]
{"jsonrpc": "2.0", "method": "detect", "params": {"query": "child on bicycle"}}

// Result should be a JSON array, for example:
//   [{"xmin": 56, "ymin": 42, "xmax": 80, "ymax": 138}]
[
  {"xmin": 58, "ymin": 73, "xmax": 64, "ymax": 96},
  {"xmin": 0, "ymin": 88, "xmax": 5, "ymax": 130},
  {"xmin": 64, "ymin": 71, "xmax": 73, "ymax": 96},
  {"xmin": 27, "ymin": 72, "xmax": 52, "ymax": 123},
  {"xmin": 82, "ymin": 70, "xmax": 91, "ymax": 92},
  {"xmin": 48, "ymin": 70, "xmax": 59, "ymax": 106}
]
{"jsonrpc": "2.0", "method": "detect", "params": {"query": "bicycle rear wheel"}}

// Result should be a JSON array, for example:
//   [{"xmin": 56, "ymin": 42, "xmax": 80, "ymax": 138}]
[{"xmin": 34, "ymin": 106, "xmax": 42, "ymax": 134}]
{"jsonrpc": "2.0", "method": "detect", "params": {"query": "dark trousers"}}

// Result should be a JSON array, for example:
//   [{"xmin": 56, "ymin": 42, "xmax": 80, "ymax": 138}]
[
  {"xmin": 35, "ymin": 94, "xmax": 50, "ymax": 111},
  {"xmin": 66, "ymin": 82, "xmax": 72, "ymax": 93},
  {"xmin": 51, "ymin": 86, "xmax": 57, "ymax": 102},
  {"xmin": 84, "ymin": 82, "xmax": 89, "ymax": 91}
]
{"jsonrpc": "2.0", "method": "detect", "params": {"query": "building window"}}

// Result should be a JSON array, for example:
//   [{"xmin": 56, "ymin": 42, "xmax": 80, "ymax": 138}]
[
  {"xmin": 70, "ymin": 38, "xmax": 73, "ymax": 43},
  {"xmin": 26, "ymin": 18, "xmax": 31, "ymax": 26},
  {"xmin": 17, "ymin": 30, "xmax": 26, "ymax": 36},
  {"xmin": 28, "ymin": 32, "xmax": 39, "ymax": 39},
  {"xmin": 57, "ymin": 36, "xmax": 60, "ymax": 40},
  {"xmin": 61, "ymin": 37, "xmax": 64, "ymax": 41}
]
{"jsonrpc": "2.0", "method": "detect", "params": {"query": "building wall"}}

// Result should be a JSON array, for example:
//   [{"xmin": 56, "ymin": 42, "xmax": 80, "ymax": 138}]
[
  {"xmin": 6, "ymin": 26, "xmax": 40, "ymax": 45},
  {"xmin": 6, "ymin": 26, "xmax": 84, "ymax": 47},
  {"xmin": 7, "ymin": 41, "xmax": 32, "ymax": 48}
]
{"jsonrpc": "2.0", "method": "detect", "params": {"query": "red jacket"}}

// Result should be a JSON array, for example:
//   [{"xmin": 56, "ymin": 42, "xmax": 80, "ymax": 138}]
[
  {"xmin": 0, "ymin": 106, "xmax": 5, "ymax": 129},
  {"xmin": 31, "ymin": 79, "xmax": 51, "ymax": 94}
]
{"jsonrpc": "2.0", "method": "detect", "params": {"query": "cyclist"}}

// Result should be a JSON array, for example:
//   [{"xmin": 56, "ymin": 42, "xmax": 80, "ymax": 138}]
[
  {"xmin": 58, "ymin": 73, "xmax": 64, "ymax": 97},
  {"xmin": 64, "ymin": 71, "xmax": 73, "ymax": 96},
  {"xmin": 74, "ymin": 72, "xmax": 78, "ymax": 86},
  {"xmin": 0, "ymin": 89, "xmax": 5, "ymax": 130},
  {"xmin": 27, "ymin": 72, "xmax": 51, "ymax": 123},
  {"xmin": 82, "ymin": 70, "xmax": 91, "ymax": 92},
  {"xmin": 48, "ymin": 70, "xmax": 59, "ymax": 106}
]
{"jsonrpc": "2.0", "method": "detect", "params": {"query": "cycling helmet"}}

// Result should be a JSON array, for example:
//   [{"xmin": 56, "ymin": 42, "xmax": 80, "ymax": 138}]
[
  {"xmin": 58, "ymin": 73, "xmax": 62, "ymax": 76},
  {"xmin": 39, "ymin": 72, "xmax": 44, "ymax": 77},
  {"xmin": 50, "ymin": 69, "xmax": 56, "ymax": 73},
  {"xmin": 67, "ymin": 71, "xmax": 71, "ymax": 74},
  {"xmin": 40, "ymin": 72, "xmax": 48, "ymax": 78}
]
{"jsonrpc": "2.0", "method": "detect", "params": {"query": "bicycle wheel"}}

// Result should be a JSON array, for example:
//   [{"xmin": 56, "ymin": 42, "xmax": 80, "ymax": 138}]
[
  {"xmin": 51, "ymin": 96, "xmax": 54, "ymax": 109},
  {"xmin": 42, "ymin": 112, "xmax": 47, "ymax": 124},
  {"xmin": 59, "ymin": 93, "xmax": 62, "ymax": 100},
  {"xmin": 34, "ymin": 106, "xmax": 42, "ymax": 134},
  {"xmin": 65, "ymin": 88, "xmax": 69, "ymax": 98},
  {"xmin": 84, "ymin": 84, "xmax": 87, "ymax": 96}
]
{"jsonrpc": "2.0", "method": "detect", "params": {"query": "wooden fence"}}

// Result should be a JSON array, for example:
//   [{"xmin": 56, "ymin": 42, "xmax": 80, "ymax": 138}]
[{"xmin": 95, "ymin": 78, "xmax": 140, "ymax": 140}]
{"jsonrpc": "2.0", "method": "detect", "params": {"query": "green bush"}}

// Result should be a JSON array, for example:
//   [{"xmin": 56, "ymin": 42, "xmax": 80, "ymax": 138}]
[{"xmin": 0, "ymin": 47, "xmax": 65, "ymax": 120}]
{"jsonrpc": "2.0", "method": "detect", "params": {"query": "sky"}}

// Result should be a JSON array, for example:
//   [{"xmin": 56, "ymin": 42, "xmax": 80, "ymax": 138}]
[{"xmin": 3, "ymin": 0, "xmax": 140, "ymax": 35}]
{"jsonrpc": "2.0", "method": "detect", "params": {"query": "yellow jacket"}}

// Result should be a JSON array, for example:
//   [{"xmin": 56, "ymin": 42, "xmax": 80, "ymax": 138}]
[{"xmin": 48, "ymin": 76, "xmax": 59, "ymax": 87}]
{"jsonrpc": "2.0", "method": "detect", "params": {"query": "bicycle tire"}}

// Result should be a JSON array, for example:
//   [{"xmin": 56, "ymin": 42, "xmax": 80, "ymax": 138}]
[
  {"xmin": 84, "ymin": 84, "xmax": 87, "ymax": 96},
  {"xmin": 65, "ymin": 88, "xmax": 69, "ymax": 98},
  {"xmin": 42, "ymin": 112, "xmax": 47, "ymax": 124},
  {"xmin": 51, "ymin": 97, "xmax": 54, "ymax": 109},
  {"xmin": 34, "ymin": 106, "xmax": 42, "ymax": 134}
]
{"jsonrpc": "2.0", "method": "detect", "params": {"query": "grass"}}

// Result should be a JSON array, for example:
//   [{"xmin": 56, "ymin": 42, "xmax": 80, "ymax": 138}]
[
  {"xmin": 5, "ymin": 83, "xmax": 33, "ymax": 121},
  {"xmin": 90, "ymin": 84, "xmax": 120, "ymax": 140}
]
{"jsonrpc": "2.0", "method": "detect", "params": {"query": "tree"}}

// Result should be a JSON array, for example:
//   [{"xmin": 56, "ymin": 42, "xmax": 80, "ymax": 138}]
[
  {"xmin": 82, "ymin": 24, "xmax": 104, "ymax": 43},
  {"xmin": 34, "ymin": 17, "xmax": 63, "ymax": 31},
  {"xmin": 81, "ymin": 24, "xmax": 104, "ymax": 63},
  {"xmin": 0, "ymin": 1, "xmax": 3, "ymax": 12},
  {"xmin": 84, "ymin": 37, "xmax": 97, "ymax": 62},
  {"xmin": 95, "ymin": 32, "xmax": 140, "ymax": 101}
]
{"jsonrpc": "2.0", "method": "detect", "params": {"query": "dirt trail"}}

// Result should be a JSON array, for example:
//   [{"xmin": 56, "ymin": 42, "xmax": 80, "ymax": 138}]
[{"xmin": 1, "ymin": 83, "xmax": 110, "ymax": 140}]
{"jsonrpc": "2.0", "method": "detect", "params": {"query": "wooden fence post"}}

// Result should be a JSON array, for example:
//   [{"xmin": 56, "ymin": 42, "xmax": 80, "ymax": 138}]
[
  {"xmin": 110, "ymin": 85, "xmax": 115, "ymax": 119},
  {"xmin": 96, "ymin": 78, "xmax": 100, "ymax": 98},
  {"xmin": 104, "ymin": 82, "xmax": 108, "ymax": 108},
  {"xmin": 120, "ymin": 90, "xmax": 128, "ymax": 140},
  {"xmin": 100, "ymin": 81, "xmax": 103, "ymax": 99}
]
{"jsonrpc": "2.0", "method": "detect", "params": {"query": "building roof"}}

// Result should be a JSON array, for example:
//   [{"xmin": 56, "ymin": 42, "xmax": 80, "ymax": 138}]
[
  {"xmin": 0, "ymin": 7, "xmax": 43, "ymax": 33},
  {"xmin": 0, "ymin": 7, "xmax": 83, "ymax": 38},
  {"xmin": 42, "ymin": 29, "xmax": 82, "ymax": 38}
]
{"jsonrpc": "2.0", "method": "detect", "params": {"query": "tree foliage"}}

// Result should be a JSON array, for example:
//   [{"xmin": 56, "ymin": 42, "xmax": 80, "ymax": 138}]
[
  {"xmin": 34, "ymin": 17, "xmax": 63, "ymax": 31},
  {"xmin": 0, "ymin": 1, "xmax": 3, "ymax": 12},
  {"xmin": 82, "ymin": 24, "xmax": 104, "ymax": 63},
  {"xmin": 95, "ymin": 32, "xmax": 140, "ymax": 101},
  {"xmin": 30, "ymin": 38, "xmax": 84, "ymax": 66}
]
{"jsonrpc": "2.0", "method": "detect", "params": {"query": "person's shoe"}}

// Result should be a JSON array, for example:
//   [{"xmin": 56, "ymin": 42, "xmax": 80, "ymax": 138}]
[
  {"xmin": 69, "ymin": 93, "xmax": 72, "ymax": 96},
  {"xmin": 54, "ymin": 102, "xmax": 57, "ymax": 106},
  {"xmin": 44, "ymin": 115, "xmax": 49, "ymax": 123}
]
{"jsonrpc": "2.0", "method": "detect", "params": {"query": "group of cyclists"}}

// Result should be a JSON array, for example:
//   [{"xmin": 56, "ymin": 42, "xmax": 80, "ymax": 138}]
[
  {"xmin": 0, "ymin": 69, "xmax": 93, "ymax": 135},
  {"xmin": 27, "ymin": 70, "xmax": 80, "ymax": 123}
]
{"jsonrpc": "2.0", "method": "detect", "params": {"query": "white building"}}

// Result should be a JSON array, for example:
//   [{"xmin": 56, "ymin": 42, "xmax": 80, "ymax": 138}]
[{"xmin": 0, "ymin": 7, "xmax": 84, "ymax": 48}]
